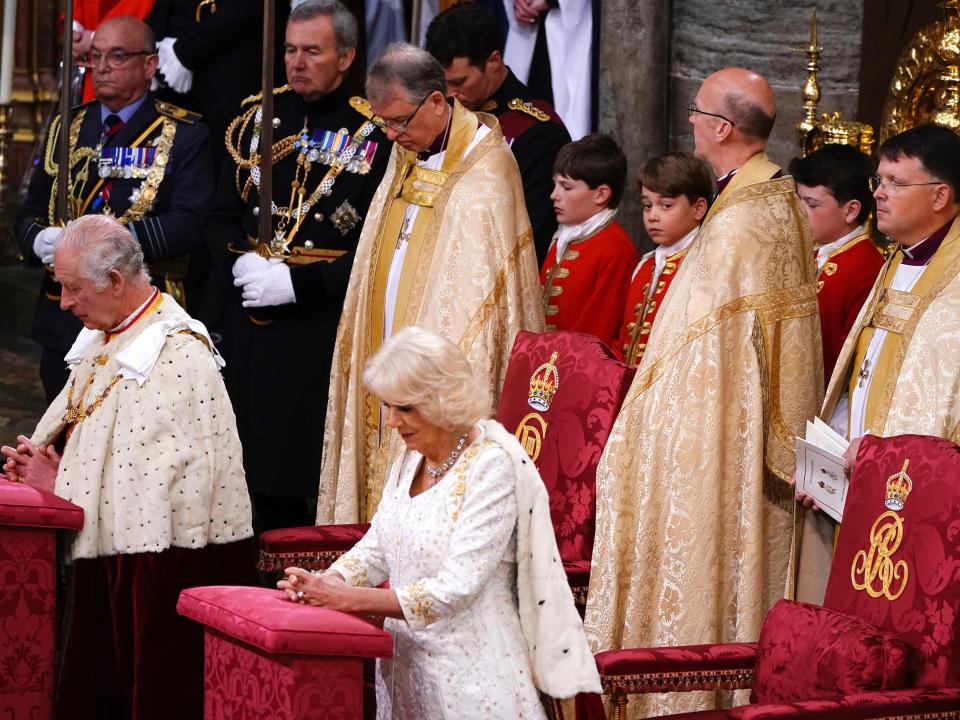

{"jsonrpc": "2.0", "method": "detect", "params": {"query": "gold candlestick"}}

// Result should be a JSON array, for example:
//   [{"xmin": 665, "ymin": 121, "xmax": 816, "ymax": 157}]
[
  {"xmin": 0, "ymin": 102, "xmax": 14, "ymax": 257},
  {"xmin": 796, "ymin": 8, "xmax": 822, "ymax": 153}
]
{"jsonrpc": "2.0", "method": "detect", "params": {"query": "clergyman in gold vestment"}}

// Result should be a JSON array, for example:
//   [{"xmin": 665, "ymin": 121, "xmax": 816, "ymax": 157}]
[
  {"xmin": 318, "ymin": 44, "xmax": 544, "ymax": 524},
  {"xmin": 794, "ymin": 124, "xmax": 960, "ymax": 604},
  {"xmin": 584, "ymin": 69, "xmax": 823, "ymax": 717}
]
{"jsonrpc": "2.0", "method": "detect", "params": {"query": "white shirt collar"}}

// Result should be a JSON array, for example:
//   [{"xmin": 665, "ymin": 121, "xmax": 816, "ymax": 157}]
[
  {"xmin": 551, "ymin": 208, "xmax": 617, "ymax": 263},
  {"xmin": 640, "ymin": 226, "xmax": 698, "ymax": 289},
  {"xmin": 815, "ymin": 224, "xmax": 866, "ymax": 271}
]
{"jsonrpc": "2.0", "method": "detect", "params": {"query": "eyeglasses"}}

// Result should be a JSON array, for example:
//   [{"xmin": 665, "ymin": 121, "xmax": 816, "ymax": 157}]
[
  {"xmin": 377, "ymin": 92, "xmax": 432, "ymax": 132},
  {"xmin": 868, "ymin": 176, "xmax": 944, "ymax": 194},
  {"xmin": 82, "ymin": 49, "xmax": 154, "ymax": 69},
  {"xmin": 686, "ymin": 103, "xmax": 736, "ymax": 127}
]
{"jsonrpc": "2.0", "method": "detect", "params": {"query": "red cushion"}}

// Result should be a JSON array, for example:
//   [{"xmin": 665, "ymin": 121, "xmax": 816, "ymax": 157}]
[
  {"xmin": 751, "ymin": 599, "xmax": 912, "ymax": 704},
  {"xmin": 496, "ymin": 331, "xmax": 635, "ymax": 564},
  {"xmin": 728, "ymin": 699, "xmax": 845, "ymax": 719},
  {"xmin": 176, "ymin": 585, "xmax": 392, "ymax": 658},
  {"xmin": 0, "ymin": 477, "xmax": 84, "ymax": 530},
  {"xmin": 596, "ymin": 642, "xmax": 758, "ymax": 677},
  {"xmin": 840, "ymin": 687, "xmax": 960, "ymax": 718},
  {"xmin": 825, "ymin": 434, "xmax": 960, "ymax": 689},
  {"xmin": 259, "ymin": 523, "xmax": 370, "ymax": 554}
]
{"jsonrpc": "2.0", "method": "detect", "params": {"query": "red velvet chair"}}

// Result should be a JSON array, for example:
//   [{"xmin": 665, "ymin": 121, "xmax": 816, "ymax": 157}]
[
  {"xmin": 585, "ymin": 434, "xmax": 960, "ymax": 720},
  {"xmin": 259, "ymin": 330, "xmax": 636, "ymax": 607},
  {"xmin": 0, "ymin": 476, "xmax": 84, "ymax": 719}
]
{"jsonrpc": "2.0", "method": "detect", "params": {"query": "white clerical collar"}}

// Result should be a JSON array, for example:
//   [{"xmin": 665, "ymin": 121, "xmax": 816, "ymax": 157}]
[
  {"xmin": 552, "ymin": 208, "xmax": 617, "ymax": 262},
  {"xmin": 815, "ymin": 224, "xmax": 866, "ymax": 271},
  {"xmin": 108, "ymin": 287, "xmax": 159, "ymax": 336}
]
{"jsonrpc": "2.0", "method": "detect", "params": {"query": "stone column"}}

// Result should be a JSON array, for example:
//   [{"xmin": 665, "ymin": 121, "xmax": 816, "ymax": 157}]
[{"xmin": 597, "ymin": 0, "xmax": 673, "ymax": 246}]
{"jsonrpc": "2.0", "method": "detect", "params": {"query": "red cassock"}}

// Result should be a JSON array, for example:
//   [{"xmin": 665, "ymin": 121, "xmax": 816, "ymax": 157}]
[
  {"xmin": 817, "ymin": 232, "xmax": 885, "ymax": 379},
  {"xmin": 612, "ymin": 245, "xmax": 689, "ymax": 367},
  {"xmin": 539, "ymin": 220, "xmax": 638, "ymax": 349}
]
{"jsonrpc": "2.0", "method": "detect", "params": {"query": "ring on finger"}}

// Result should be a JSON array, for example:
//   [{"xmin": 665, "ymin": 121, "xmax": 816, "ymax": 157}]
[{"xmin": 296, "ymin": 590, "xmax": 305, "ymax": 600}]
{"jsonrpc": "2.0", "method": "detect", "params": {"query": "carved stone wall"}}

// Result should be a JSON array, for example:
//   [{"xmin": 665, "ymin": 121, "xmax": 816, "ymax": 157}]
[
  {"xmin": 598, "ymin": 0, "xmax": 863, "ymax": 244},
  {"xmin": 669, "ymin": 0, "xmax": 863, "ymax": 167}
]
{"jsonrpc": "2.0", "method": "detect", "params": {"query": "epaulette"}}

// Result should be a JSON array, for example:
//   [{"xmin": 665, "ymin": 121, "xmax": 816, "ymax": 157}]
[
  {"xmin": 508, "ymin": 98, "xmax": 550, "ymax": 122},
  {"xmin": 480, "ymin": 99, "xmax": 498, "ymax": 113},
  {"xmin": 70, "ymin": 99, "xmax": 97, "ymax": 113},
  {"xmin": 241, "ymin": 84, "xmax": 293, "ymax": 108},
  {"xmin": 349, "ymin": 96, "xmax": 376, "ymax": 120},
  {"xmin": 156, "ymin": 100, "xmax": 203, "ymax": 124}
]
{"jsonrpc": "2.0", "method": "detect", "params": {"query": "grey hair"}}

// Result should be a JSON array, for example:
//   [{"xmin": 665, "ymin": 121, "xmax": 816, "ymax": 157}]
[
  {"xmin": 363, "ymin": 326, "xmax": 490, "ymax": 431},
  {"xmin": 366, "ymin": 42, "xmax": 447, "ymax": 104},
  {"xmin": 289, "ymin": 0, "xmax": 358, "ymax": 53},
  {"xmin": 57, "ymin": 215, "xmax": 150, "ymax": 290}
]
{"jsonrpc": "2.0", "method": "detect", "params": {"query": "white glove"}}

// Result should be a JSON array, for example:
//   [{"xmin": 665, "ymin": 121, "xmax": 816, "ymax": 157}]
[
  {"xmin": 232, "ymin": 252, "xmax": 272, "ymax": 281},
  {"xmin": 235, "ymin": 260, "xmax": 296, "ymax": 307},
  {"xmin": 157, "ymin": 37, "xmax": 194, "ymax": 94},
  {"xmin": 33, "ymin": 227, "xmax": 63, "ymax": 265}
]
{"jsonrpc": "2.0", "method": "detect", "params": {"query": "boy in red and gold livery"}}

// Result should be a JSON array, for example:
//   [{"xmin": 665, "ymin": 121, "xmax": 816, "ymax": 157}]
[
  {"xmin": 540, "ymin": 134, "xmax": 639, "ymax": 347},
  {"xmin": 613, "ymin": 152, "xmax": 711, "ymax": 367},
  {"xmin": 789, "ymin": 144, "xmax": 885, "ymax": 378}
]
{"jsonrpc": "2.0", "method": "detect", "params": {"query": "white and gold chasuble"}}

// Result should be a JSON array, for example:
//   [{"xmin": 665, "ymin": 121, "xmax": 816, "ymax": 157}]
[
  {"xmin": 584, "ymin": 154, "xmax": 823, "ymax": 717},
  {"xmin": 318, "ymin": 101, "xmax": 545, "ymax": 524},
  {"xmin": 30, "ymin": 293, "xmax": 252, "ymax": 562},
  {"xmin": 794, "ymin": 215, "xmax": 960, "ymax": 604}
]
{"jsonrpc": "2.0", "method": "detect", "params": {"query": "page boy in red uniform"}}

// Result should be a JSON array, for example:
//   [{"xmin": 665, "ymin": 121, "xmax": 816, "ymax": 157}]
[
  {"xmin": 789, "ymin": 144, "xmax": 884, "ymax": 379},
  {"xmin": 540, "ymin": 134, "xmax": 639, "ymax": 347},
  {"xmin": 613, "ymin": 152, "xmax": 712, "ymax": 367}
]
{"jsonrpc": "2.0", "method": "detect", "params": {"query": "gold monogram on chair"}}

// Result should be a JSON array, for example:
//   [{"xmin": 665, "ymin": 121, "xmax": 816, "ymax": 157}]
[
  {"xmin": 513, "ymin": 351, "xmax": 560, "ymax": 462},
  {"xmin": 850, "ymin": 460, "xmax": 913, "ymax": 602}
]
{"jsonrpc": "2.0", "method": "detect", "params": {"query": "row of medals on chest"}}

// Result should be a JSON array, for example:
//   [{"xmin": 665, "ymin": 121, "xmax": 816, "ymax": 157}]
[{"xmin": 248, "ymin": 110, "xmax": 375, "ymax": 253}]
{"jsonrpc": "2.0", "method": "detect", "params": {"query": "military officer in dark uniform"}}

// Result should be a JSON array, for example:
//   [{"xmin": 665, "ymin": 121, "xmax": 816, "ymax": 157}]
[
  {"xmin": 426, "ymin": 2, "xmax": 570, "ymax": 264},
  {"xmin": 16, "ymin": 16, "xmax": 214, "ymax": 403},
  {"xmin": 206, "ymin": 0, "xmax": 389, "ymax": 532}
]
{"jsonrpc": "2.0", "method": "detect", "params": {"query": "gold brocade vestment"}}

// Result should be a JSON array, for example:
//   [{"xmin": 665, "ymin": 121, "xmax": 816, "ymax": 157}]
[
  {"xmin": 317, "ymin": 101, "xmax": 545, "ymax": 524},
  {"xmin": 584, "ymin": 153, "xmax": 823, "ymax": 717},
  {"xmin": 793, "ymin": 214, "xmax": 960, "ymax": 604}
]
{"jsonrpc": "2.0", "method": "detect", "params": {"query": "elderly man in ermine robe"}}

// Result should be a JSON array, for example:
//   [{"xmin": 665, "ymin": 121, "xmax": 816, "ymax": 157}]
[
  {"xmin": 318, "ymin": 43, "xmax": 544, "ymax": 524},
  {"xmin": 794, "ymin": 124, "xmax": 960, "ymax": 604},
  {"xmin": 2, "ymin": 215, "xmax": 253, "ymax": 720},
  {"xmin": 583, "ymin": 68, "xmax": 822, "ymax": 717}
]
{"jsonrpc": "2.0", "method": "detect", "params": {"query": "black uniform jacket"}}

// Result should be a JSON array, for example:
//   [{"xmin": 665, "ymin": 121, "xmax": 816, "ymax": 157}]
[
  {"xmin": 16, "ymin": 91, "xmax": 214, "ymax": 353},
  {"xmin": 486, "ymin": 69, "xmax": 570, "ymax": 265},
  {"xmin": 207, "ymin": 83, "xmax": 390, "ymax": 498}
]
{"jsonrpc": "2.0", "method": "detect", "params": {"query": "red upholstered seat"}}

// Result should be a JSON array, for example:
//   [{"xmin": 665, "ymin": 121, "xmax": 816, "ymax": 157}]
[
  {"xmin": 258, "ymin": 331, "xmax": 635, "ymax": 611},
  {"xmin": 258, "ymin": 523, "xmax": 370, "ymax": 572},
  {"xmin": 587, "ymin": 434, "xmax": 960, "ymax": 720},
  {"xmin": 0, "ymin": 477, "xmax": 84, "ymax": 718}
]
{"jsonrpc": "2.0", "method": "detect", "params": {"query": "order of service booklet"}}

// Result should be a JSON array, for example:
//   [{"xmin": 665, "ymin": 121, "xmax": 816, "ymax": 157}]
[{"xmin": 794, "ymin": 418, "xmax": 850, "ymax": 522}]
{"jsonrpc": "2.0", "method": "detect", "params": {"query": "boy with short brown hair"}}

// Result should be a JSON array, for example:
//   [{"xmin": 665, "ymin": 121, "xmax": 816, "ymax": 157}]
[
  {"xmin": 540, "ymin": 134, "xmax": 639, "ymax": 348},
  {"xmin": 613, "ymin": 152, "xmax": 712, "ymax": 367}
]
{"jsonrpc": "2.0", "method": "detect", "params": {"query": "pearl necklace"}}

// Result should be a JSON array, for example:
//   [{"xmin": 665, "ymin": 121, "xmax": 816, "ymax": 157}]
[{"xmin": 425, "ymin": 431, "xmax": 470, "ymax": 484}]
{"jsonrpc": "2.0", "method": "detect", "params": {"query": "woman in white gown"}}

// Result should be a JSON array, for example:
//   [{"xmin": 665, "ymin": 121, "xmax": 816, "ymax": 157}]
[{"xmin": 279, "ymin": 327, "xmax": 599, "ymax": 719}]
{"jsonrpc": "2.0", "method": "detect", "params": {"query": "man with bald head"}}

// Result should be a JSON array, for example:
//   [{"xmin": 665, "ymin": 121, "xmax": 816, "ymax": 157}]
[
  {"xmin": 583, "ymin": 68, "xmax": 822, "ymax": 717},
  {"xmin": 16, "ymin": 15, "xmax": 213, "ymax": 403}
]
